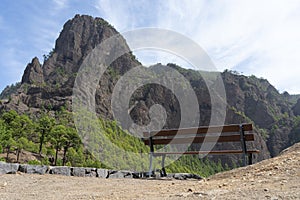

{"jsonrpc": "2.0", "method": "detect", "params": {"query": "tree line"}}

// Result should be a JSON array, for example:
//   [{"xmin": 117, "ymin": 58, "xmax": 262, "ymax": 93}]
[
  {"xmin": 0, "ymin": 109, "xmax": 228, "ymax": 177},
  {"xmin": 0, "ymin": 110, "xmax": 99, "ymax": 167}
]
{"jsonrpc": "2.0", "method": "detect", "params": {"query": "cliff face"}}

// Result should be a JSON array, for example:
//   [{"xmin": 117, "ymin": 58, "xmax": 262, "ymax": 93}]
[
  {"xmin": 21, "ymin": 57, "xmax": 44, "ymax": 85},
  {"xmin": 221, "ymin": 72, "xmax": 296, "ymax": 157},
  {"xmin": 42, "ymin": 14, "xmax": 129, "ymax": 86},
  {"xmin": 1, "ymin": 15, "xmax": 299, "ymax": 162},
  {"xmin": 1, "ymin": 14, "xmax": 140, "ymax": 114}
]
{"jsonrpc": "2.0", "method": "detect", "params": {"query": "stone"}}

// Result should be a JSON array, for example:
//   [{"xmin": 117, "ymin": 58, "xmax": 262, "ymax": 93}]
[
  {"xmin": 19, "ymin": 164, "xmax": 48, "ymax": 175},
  {"xmin": 71, "ymin": 167, "xmax": 102, "ymax": 177},
  {"xmin": 196, "ymin": 192, "xmax": 209, "ymax": 197},
  {"xmin": 50, "ymin": 166, "xmax": 71, "ymax": 176},
  {"xmin": 0, "ymin": 162, "xmax": 19, "ymax": 175},
  {"xmin": 223, "ymin": 183, "xmax": 228, "ymax": 187},
  {"xmin": 85, "ymin": 168, "xmax": 97, "ymax": 177},
  {"xmin": 131, "ymin": 172, "xmax": 141, "ymax": 179},
  {"xmin": 0, "ymin": 182, "xmax": 7, "ymax": 187},
  {"xmin": 71, "ymin": 167, "xmax": 86, "ymax": 177},
  {"xmin": 108, "ymin": 170, "xmax": 134, "ymax": 179},
  {"xmin": 97, "ymin": 168, "xmax": 109, "ymax": 178},
  {"xmin": 170, "ymin": 173, "xmax": 202, "ymax": 180}
]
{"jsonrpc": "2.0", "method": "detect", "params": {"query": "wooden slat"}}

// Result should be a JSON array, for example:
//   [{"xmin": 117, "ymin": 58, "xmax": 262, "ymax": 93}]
[
  {"xmin": 152, "ymin": 149, "xmax": 260, "ymax": 156},
  {"xmin": 143, "ymin": 133, "xmax": 255, "ymax": 145},
  {"xmin": 143, "ymin": 123, "xmax": 252, "ymax": 137},
  {"xmin": 242, "ymin": 123, "xmax": 253, "ymax": 132}
]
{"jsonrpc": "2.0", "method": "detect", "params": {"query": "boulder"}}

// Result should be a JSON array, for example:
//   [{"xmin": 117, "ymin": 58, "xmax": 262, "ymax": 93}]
[
  {"xmin": 71, "ymin": 167, "xmax": 99, "ymax": 177},
  {"xmin": 169, "ymin": 173, "xmax": 202, "ymax": 180},
  {"xmin": 50, "ymin": 166, "xmax": 71, "ymax": 176},
  {"xmin": 0, "ymin": 162, "xmax": 19, "ymax": 175},
  {"xmin": 71, "ymin": 167, "xmax": 86, "ymax": 177},
  {"xmin": 108, "ymin": 170, "xmax": 134, "ymax": 179},
  {"xmin": 19, "ymin": 164, "xmax": 48, "ymax": 175},
  {"xmin": 85, "ymin": 168, "xmax": 97, "ymax": 177},
  {"xmin": 97, "ymin": 168, "xmax": 109, "ymax": 178}
]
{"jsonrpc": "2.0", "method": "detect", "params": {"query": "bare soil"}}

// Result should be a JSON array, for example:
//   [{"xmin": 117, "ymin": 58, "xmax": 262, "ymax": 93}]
[{"xmin": 1, "ymin": 143, "xmax": 300, "ymax": 200}]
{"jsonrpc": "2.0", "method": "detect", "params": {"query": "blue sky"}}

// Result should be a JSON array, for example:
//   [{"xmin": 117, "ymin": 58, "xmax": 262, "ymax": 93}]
[{"xmin": 1, "ymin": 0, "xmax": 300, "ymax": 93}]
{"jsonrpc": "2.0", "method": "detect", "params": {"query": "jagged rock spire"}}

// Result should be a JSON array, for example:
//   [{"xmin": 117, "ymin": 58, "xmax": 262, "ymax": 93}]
[{"xmin": 21, "ymin": 57, "xmax": 44, "ymax": 85}]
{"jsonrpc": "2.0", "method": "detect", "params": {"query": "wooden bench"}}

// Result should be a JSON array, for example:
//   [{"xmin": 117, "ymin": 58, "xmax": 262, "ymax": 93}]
[{"xmin": 142, "ymin": 123, "xmax": 259, "ymax": 177}]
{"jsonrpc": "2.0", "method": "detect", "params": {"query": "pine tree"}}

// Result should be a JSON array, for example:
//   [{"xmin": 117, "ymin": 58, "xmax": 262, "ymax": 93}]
[{"xmin": 37, "ymin": 115, "xmax": 55, "ymax": 155}]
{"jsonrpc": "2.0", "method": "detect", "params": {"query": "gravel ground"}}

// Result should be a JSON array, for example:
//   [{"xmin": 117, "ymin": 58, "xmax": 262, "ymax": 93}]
[{"xmin": 0, "ymin": 143, "xmax": 299, "ymax": 200}]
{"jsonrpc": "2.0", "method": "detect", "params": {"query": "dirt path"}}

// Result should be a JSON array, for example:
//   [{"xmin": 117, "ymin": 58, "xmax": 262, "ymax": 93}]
[{"xmin": 1, "ymin": 143, "xmax": 300, "ymax": 200}]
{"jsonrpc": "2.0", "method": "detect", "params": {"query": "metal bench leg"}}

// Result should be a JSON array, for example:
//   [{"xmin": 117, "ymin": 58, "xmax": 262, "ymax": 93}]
[
  {"xmin": 161, "ymin": 154, "xmax": 167, "ymax": 177},
  {"xmin": 248, "ymin": 153, "xmax": 253, "ymax": 165},
  {"xmin": 240, "ymin": 124, "xmax": 248, "ymax": 166},
  {"xmin": 148, "ymin": 135, "xmax": 154, "ymax": 177},
  {"xmin": 149, "ymin": 153, "xmax": 153, "ymax": 177}
]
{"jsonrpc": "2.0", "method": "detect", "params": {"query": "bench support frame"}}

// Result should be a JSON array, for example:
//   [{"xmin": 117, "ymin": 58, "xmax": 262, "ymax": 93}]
[{"xmin": 144, "ymin": 124, "xmax": 258, "ymax": 177}]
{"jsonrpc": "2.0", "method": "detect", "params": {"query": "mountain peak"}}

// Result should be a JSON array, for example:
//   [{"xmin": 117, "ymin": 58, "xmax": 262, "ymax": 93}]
[
  {"xmin": 1, "ymin": 14, "xmax": 139, "ymax": 113},
  {"xmin": 43, "ymin": 14, "xmax": 120, "ymax": 85},
  {"xmin": 21, "ymin": 57, "xmax": 43, "ymax": 85}
]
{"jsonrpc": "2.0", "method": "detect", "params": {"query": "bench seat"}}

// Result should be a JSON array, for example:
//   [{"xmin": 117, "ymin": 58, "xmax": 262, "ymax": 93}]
[{"xmin": 142, "ymin": 123, "xmax": 260, "ymax": 177}]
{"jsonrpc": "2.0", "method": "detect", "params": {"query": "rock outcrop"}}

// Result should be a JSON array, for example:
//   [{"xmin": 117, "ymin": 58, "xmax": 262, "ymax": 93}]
[
  {"xmin": 0, "ymin": 14, "xmax": 140, "ymax": 115},
  {"xmin": 21, "ymin": 57, "xmax": 44, "ymax": 85},
  {"xmin": 43, "ymin": 14, "xmax": 126, "ymax": 86},
  {"xmin": 292, "ymin": 98, "xmax": 300, "ymax": 116}
]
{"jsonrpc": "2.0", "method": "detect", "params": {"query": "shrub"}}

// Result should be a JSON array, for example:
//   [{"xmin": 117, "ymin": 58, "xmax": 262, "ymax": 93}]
[
  {"xmin": 41, "ymin": 157, "xmax": 50, "ymax": 165},
  {"xmin": 28, "ymin": 160, "xmax": 41, "ymax": 165}
]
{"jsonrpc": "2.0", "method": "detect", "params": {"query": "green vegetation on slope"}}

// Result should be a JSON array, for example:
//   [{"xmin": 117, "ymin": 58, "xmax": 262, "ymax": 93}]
[{"xmin": 0, "ymin": 110, "xmax": 229, "ymax": 177}]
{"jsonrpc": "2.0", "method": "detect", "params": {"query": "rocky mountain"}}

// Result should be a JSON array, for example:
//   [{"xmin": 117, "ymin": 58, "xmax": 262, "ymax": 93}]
[
  {"xmin": 1, "ymin": 14, "xmax": 140, "ymax": 114},
  {"xmin": 1, "ymin": 14, "xmax": 300, "ymax": 165},
  {"xmin": 0, "ymin": 82, "xmax": 21, "ymax": 100}
]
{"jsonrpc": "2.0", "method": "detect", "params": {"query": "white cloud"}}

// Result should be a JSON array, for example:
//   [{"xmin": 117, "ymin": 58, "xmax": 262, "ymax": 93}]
[
  {"xmin": 94, "ymin": 0, "xmax": 160, "ymax": 31},
  {"xmin": 95, "ymin": 0, "xmax": 300, "ymax": 93},
  {"xmin": 2, "ymin": 1, "xmax": 300, "ymax": 94},
  {"xmin": 95, "ymin": 0, "xmax": 135, "ymax": 31},
  {"xmin": 31, "ymin": 17, "xmax": 61, "ymax": 53},
  {"xmin": 52, "ymin": 0, "xmax": 69, "ymax": 10}
]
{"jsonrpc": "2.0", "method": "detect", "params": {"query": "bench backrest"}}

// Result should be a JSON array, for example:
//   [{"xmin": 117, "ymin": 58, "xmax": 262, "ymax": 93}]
[{"xmin": 143, "ymin": 123, "xmax": 253, "ymax": 146}]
